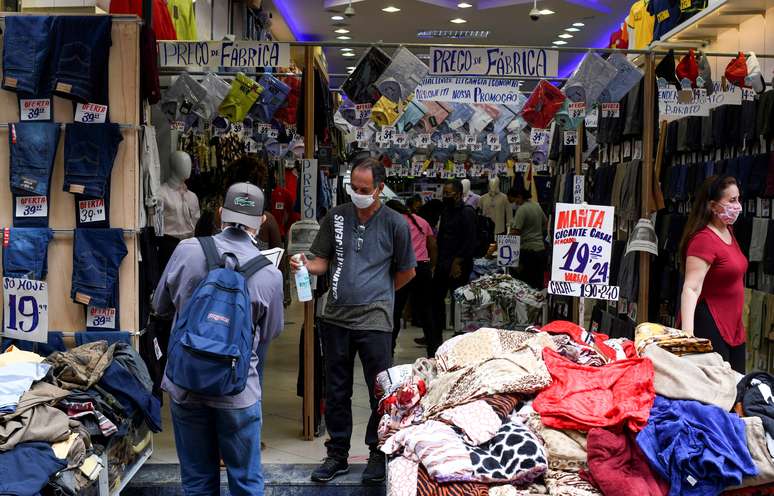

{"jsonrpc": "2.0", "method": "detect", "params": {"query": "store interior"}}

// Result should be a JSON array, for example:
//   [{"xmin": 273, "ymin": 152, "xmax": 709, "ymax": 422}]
[{"xmin": 2, "ymin": 0, "xmax": 774, "ymax": 495}]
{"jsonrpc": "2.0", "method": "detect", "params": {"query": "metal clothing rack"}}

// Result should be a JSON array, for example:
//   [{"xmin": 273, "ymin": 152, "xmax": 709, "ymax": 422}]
[{"xmin": 0, "ymin": 123, "xmax": 139, "ymax": 130}]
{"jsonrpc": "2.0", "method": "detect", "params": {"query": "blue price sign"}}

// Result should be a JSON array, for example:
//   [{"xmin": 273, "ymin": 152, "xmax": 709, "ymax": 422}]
[
  {"xmin": 2, "ymin": 277, "xmax": 48, "ymax": 343},
  {"xmin": 497, "ymin": 235, "xmax": 520, "ymax": 268}
]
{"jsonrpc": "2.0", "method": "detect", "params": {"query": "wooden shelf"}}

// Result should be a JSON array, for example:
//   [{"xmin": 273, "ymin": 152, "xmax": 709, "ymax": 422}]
[{"xmin": 650, "ymin": 0, "xmax": 766, "ymax": 50}]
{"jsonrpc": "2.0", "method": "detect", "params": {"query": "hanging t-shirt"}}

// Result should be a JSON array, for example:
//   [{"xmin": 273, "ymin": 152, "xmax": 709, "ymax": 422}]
[
  {"xmin": 686, "ymin": 227, "xmax": 748, "ymax": 346},
  {"xmin": 167, "ymin": 0, "xmax": 198, "ymax": 41},
  {"xmin": 110, "ymin": 0, "xmax": 177, "ymax": 40},
  {"xmin": 609, "ymin": 28, "xmax": 628, "ymax": 49},
  {"xmin": 647, "ymin": 0, "xmax": 681, "ymax": 41},
  {"xmin": 626, "ymin": 0, "xmax": 656, "ymax": 49},
  {"xmin": 680, "ymin": 0, "xmax": 707, "ymax": 22}
]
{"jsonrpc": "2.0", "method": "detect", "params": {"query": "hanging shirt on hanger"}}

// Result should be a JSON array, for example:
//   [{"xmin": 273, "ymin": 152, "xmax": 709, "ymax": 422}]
[
  {"xmin": 648, "ymin": 0, "xmax": 681, "ymax": 41},
  {"xmin": 166, "ymin": 0, "xmax": 198, "ymax": 41},
  {"xmin": 627, "ymin": 0, "xmax": 656, "ymax": 50},
  {"xmin": 110, "ymin": 0, "xmax": 178, "ymax": 40}
]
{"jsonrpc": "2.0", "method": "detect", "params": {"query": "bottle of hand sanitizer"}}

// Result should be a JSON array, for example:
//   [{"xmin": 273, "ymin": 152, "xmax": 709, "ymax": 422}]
[{"xmin": 293, "ymin": 254, "xmax": 313, "ymax": 302}]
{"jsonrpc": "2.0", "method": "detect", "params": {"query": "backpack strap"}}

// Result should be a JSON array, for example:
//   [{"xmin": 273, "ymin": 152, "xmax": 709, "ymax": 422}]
[
  {"xmin": 197, "ymin": 237, "xmax": 222, "ymax": 271},
  {"xmin": 239, "ymin": 253, "xmax": 272, "ymax": 279}
]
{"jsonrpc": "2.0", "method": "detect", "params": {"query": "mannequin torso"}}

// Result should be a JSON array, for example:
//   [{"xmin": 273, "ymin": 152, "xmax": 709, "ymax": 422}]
[{"xmin": 160, "ymin": 151, "xmax": 201, "ymax": 238}]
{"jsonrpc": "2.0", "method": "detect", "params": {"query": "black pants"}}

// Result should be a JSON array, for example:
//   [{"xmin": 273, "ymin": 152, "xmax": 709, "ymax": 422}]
[
  {"xmin": 392, "ymin": 262, "xmax": 433, "ymax": 355},
  {"xmin": 695, "ymin": 300, "xmax": 746, "ymax": 374},
  {"xmin": 518, "ymin": 249, "xmax": 547, "ymax": 290},
  {"xmin": 320, "ymin": 322, "xmax": 392, "ymax": 459},
  {"xmin": 429, "ymin": 261, "xmax": 472, "ymax": 356}
]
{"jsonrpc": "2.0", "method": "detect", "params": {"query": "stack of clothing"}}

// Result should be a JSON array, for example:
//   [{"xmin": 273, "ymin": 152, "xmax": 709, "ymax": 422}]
[
  {"xmin": 454, "ymin": 274, "xmax": 545, "ymax": 333},
  {"xmin": 381, "ymin": 321, "xmax": 774, "ymax": 496},
  {"xmin": 0, "ymin": 340, "xmax": 161, "ymax": 495}
]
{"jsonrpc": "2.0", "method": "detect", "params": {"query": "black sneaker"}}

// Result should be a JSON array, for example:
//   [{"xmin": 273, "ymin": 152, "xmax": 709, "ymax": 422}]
[
  {"xmin": 414, "ymin": 337, "xmax": 427, "ymax": 346},
  {"xmin": 311, "ymin": 457, "xmax": 349, "ymax": 483},
  {"xmin": 362, "ymin": 450, "xmax": 386, "ymax": 484}
]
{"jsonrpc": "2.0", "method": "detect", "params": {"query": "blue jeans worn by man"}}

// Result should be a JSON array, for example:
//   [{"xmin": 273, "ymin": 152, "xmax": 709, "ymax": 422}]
[{"xmin": 153, "ymin": 183, "xmax": 284, "ymax": 496}]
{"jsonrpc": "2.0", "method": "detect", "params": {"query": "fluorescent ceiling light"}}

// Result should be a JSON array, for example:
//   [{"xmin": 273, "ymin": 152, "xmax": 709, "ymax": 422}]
[
  {"xmin": 558, "ymin": 33, "xmax": 573, "ymax": 38},
  {"xmin": 382, "ymin": 6, "xmax": 401, "ymax": 13},
  {"xmin": 340, "ymin": 47, "xmax": 353, "ymax": 51},
  {"xmin": 347, "ymin": 66, "xmax": 356, "ymax": 70},
  {"xmin": 450, "ymin": 18, "xmax": 467, "ymax": 23},
  {"xmin": 334, "ymin": 28, "xmax": 350, "ymax": 34},
  {"xmin": 565, "ymin": 27, "xmax": 580, "ymax": 32},
  {"xmin": 552, "ymin": 40, "xmax": 567, "ymax": 45},
  {"xmin": 457, "ymin": 2, "xmax": 472, "ymax": 7},
  {"xmin": 573, "ymin": 22, "xmax": 585, "ymax": 27},
  {"xmin": 342, "ymin": 52, "xmax": 356, "ymax": 57},
  {"xmin": 539, "ymin": 9, "xmax": 554, "ymax": 15},
  {"xmin": 331, "ymin": 15, "xmax": 344, "ymax": 20},
  {"xmin": 337, "ymin": 35, "xmax": 351, "ymax": 40}
]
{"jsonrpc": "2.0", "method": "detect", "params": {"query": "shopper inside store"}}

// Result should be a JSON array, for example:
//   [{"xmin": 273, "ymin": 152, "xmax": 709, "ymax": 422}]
[{"xmin": 3, "ymin": 1, "xmax": 774, "ymax": 495}]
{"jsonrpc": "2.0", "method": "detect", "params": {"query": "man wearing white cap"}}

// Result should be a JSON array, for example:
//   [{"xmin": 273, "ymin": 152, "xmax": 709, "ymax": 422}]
[{"xmin": 153, "ymin": 182, "xmax": 284, "ymax": 495}]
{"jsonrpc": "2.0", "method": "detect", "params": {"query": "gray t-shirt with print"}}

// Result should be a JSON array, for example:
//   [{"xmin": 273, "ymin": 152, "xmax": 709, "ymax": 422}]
[{"xmin": 311, "ymin": 203, "xmax": 416, "ymax": 332}]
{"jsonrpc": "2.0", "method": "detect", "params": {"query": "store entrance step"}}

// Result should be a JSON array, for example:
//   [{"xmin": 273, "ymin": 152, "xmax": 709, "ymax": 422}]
[{"xmin": 122, "ymin": 463, "xmax": 386, "ymax": 496}]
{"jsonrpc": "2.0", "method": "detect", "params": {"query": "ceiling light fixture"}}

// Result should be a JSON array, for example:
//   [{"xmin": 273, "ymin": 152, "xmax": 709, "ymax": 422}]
[
  {"xmin": 552, "ymin": 40, "xmax": 567, "ymax": 45},
  {"xmin": 558, "ymin": 33, "xmax": 573, "ymax": 38},
  {"xmin": 539, "ymin": 9, "xmax": 555, "ymax": 15},
  {"xmin": 347, "ymin": 66, "xmax": 356, "ymax": 70},
  {"xmin": 334, "ymin": 28, "xmax": 350, "ymax": 34},
  {"xmin": 340, "ymin": 47, "xmax": 353, "ymax": 51},
  {"xmin": 450, "ymin": 18, "xmax": 467, "ymax": 24},
  {"xmin": 457, "ymin": 2, "xmax": 472, "ymax": 7},
  {"xmin": 343, "ymin": 52, "xmax": 356, "ymax": 57},
  {"xmin": 416, "ymin": 29, "xmax": 490, "ymax": 39},
  {"xmin": 331, "ymin": 15, "xmax": 344, "ymax": 21},
  {"xmin": 337, "ymin": 35, "xmax": 351, "ymax": 40},
  {"xmin": 382, "ymin": 6, "xmax": 400, "ymax": 13},
  {"xmin": 573, "ymin": 22, "xmax": 585, "ymax": 27},
  {"xmin": 565, "ymin": 27, "xmax": 580, "ymax": 32}
]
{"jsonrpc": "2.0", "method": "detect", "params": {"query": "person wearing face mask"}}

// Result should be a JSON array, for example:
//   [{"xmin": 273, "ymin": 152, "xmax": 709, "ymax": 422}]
[
  {"xmin": 428, "ymin": 180, "xmax": 479, "ymax": 356},
  {"xmin": 152, "ymin": 182, "xmax": 284, "ymax": 495},
  {"xmin": 290, "ymin": 158, "xmax": 416, "ymax": 485},
  {"xmin": 679, "ymin": 175, "xmax": 748, "ymax": 373}
]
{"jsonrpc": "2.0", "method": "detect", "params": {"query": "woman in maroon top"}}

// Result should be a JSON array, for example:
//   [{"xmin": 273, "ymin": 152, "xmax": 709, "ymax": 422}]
[{"xmin": 680, "ymin": 175, "xmax": 748, "ymax": 373}]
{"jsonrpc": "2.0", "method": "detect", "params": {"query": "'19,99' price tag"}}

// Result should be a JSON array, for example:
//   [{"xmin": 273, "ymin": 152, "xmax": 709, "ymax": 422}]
[
  {"xmin": 86, "ymin": 306, "xmax": 117, "ymax": 329},
  {"xmin": 79, "ymin": 199, "xmax": 106, "ymax": 223},
  {"xmin": 497, "ymin": 235, "xmax": 521, "ymax": 268},
  {"xmin": 19, "ymin": 99, "xmax": 51, "ymax": 121},
  {"xmin": 75, "ymin": 103, "xmax": 108, "ymax": 124},
  {"xmin": 2, "ymin": 277, "xmax": 48, "ymax": 343},
  {"xmin": 15, "ymin": 196, "xmax": 47, "ymax": 218}
]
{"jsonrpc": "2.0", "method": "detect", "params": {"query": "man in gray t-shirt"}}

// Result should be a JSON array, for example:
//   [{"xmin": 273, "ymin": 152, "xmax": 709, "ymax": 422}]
[{"xmin": 292, "ymin": 158, "xmax": 415, "ymax": 484}]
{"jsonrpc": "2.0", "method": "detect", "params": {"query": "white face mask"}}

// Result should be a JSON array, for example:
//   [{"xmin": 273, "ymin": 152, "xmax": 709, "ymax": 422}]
[
  {"xmin": 347, "ymin": 185, "xmax": 377, "ymax": 210},
  {"xmin": 222, "ymin": 224, "xmax": 261, "ymax": 246}
]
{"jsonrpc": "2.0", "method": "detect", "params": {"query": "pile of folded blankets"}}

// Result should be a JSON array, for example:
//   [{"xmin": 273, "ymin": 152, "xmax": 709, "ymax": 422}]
[
  {"xmin": 378, "ymin": 321, "xmax": 774, "ymax": 496},
  {"xmin": 0, "ymin": 338, "xmax": 161, "ymax": 496}
]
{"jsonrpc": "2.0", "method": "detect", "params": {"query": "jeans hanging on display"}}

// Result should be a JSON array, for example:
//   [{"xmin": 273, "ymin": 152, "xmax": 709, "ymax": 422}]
[
  {"xmin": 2, "ymin": 227, "xmax": 53, "ymax": 280},
  {"xmin": 71, "ymin": 228, "xmax": 127, "ymax": 308}
]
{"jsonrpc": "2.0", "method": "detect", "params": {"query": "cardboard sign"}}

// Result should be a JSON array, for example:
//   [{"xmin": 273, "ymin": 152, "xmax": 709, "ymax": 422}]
[
  {"xmin": 301, "ymin": 159, "xmax": 318, "ymax": 221},
  {"xmin": 2, "ymin": 277, "xmax": 48, "ymax": 343},
  {"xmin": 550, "ymin": 203, "xmax": 615, "ymax": 288},
  {"xmin": 15, "ymin": 196, "xmax": 47, "ymax": 218},
  {"xmin": 430, "ymin": 47, "xmax": 559, "ymax": 78},
  {"xmin": 19, "ymin": 99, "xmax": 51, "ymax": 121},
  {"xmin": 78, "ymin": 199, "xmax": 106, "ymax": 223},
  {"xmin": 86, "ymin": 306, "xmax": 117, "ymax": 329},
  {"xmin": 415, "ymin": 76, "xmax": 523, "ymax": 104},
  {"xmin": 547, "ymin": 281, "xmax": 620, "ymax": 301},
  {"xmin": 159, "ymin": 40, "xmax": 290, "ymax": 68},
  {"xmin": 74, "ymin": 103, "xmax": 108, "ymax": 124},
  {"xmin": 497, "ymin": 235, "xmax": 521, "ymax": 267}
]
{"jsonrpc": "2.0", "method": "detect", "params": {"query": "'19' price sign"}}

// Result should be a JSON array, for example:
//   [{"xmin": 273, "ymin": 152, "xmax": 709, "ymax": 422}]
[
  {"xmin": 497, "ymin": 235, "xmax": 521, "ymax": 268},
  {"xmin": 2, "ymin": 277, "xmax": 48, "ymax": 343},
  {"xmin": 550, "ymin": 203, "xmax": 614, "ymax": 292}
]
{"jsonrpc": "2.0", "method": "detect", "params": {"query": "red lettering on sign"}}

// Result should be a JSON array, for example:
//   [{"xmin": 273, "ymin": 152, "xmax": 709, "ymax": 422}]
[{"xmin": 556, "ymin": 208, "xmax": 605, "ymax": 230}]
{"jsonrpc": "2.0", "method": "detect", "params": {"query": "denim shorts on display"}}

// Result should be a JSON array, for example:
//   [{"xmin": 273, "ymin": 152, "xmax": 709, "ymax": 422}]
[
  {"xmin": 49, "ymin": 16, "xmax": 112, "ymax": 104},
  {"xmin": 2, "ymin": 16, "xmax": 54, "ymax": 97},
  {"xmin": 2, "ymin": 228, "xmax": 53, "ymax": 280},
  {"xmin": 9, "ymin": 122, "xmax": 61, "ymax": 197},
  {"xmin": 63, "ymin": 123, "xmax": 123, "ymax": 198},
  {"xmin": 71, "ymin": 228, "xmax": 127, "ymax": 308}
]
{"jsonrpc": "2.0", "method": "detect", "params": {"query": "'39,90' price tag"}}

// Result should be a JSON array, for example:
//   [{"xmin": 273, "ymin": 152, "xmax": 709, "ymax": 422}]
[
  {"xmin": 15, "ymin": 196, "xmax": 48, "ymax": 217},
  {"xmin": 79, "ymin": 199, "xmax": 106, "ymax": 223},
  {"xmin": 2, "ymin": 277, "xmax": 48, "ymax": 343},
  {"xmin": 20, "ymin": 99, "xmax": 51, "ymax": 121},
  {"xmin": 86, "ymin": 306, "xmax": 117, "ymax": 329},
  {"xmin": 74, "ymin": 103, "xmax": 108, "ymax": 124}
]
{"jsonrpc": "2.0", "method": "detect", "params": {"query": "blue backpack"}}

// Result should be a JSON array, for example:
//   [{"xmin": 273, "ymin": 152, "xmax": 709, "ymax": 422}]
[{"xmin": 165, "ymin": 237, "xmax": 271, "ymax": 396}]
